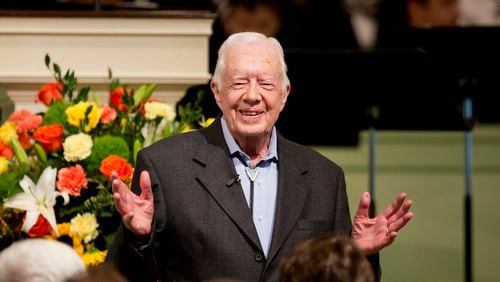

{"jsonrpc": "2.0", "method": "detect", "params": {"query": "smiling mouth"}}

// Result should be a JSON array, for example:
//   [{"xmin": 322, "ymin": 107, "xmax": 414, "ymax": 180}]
[{"xmin": 240, "ymin": 110, "xmax": 263, "ymax": 116}]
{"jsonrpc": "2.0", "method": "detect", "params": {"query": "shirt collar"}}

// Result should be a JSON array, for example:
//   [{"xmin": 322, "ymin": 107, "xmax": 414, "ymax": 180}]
[{"xmin": 221, "ymin": 116, "xmax": 278, "ymax": 162}]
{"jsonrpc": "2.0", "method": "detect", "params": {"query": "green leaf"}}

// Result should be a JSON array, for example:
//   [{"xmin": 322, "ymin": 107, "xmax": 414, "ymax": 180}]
[
  {"xmin": 53, "ymin": 63, "xmax": 61, "ymax": 80},
  {"xmin": 43, "ymin": 101, "xmax": 70, "ymax": 126},
  {"xmin": 143, "ymin": 84, "xmax": 157, "ymax": 102},
  {"xmin": 44, "ymin": 54, "xmax": 51, "ymax": 67},
  {"xmin": 133, "ymin": 85, "xmax": 146, "ymax": 107},
  {"xmin": 76, "ymin": 86, "xmax": 90, "ymax": 103},
  {"xmin": 34, "ymin": 143, "xmax": 47, "ymax": 165},
  {"xmin": 9, "ymin": 138, "xmax": 30, "ymax": 174},
  {"xmin": 0, "ymin": 172, "xmax": 23, "ymax": 202},
  {"xmin": 132, "ymin": 138, "xmax": 142, "ymax": 166}
]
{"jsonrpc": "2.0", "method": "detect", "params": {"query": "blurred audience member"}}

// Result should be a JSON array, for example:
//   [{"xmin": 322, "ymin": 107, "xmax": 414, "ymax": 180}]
[
  {"xmin": 376, "ymin": 0, "xmax": 461, "ymax": 47},
  {"xmin": 0, "ymin": 238, "xmax": 86, "ymax": 282},
  {"xmin": 67, "ymin": 263, "xmax": 127, "ymax": 282},
  {"xmin": 279, "ymin": 0, "xmax": 359, "ymax": 50},
  {"xmin": 459, "ymin": 0, "xmax": 500, "ymax": 25},
  {"xmin": 189, "ymin": 0, "xmax": 359, "ymax": 120},
  {"xmin": 279, "ymin": 234, "xmax": 374, "ymax": 282},
  {"xmin": 407, "ymin": 0, "xmax": 460, "ymax": 27},
  {"xmin": 209, "ymin": 0, "xmax": 284, "ymax": 73},
  {"xmin": 343, "ymin": 0, "xmax": 380, "ymax": 48},
  {"xmin": 376, "ymin": 0, "xmax": 460, "ymax": 47}
]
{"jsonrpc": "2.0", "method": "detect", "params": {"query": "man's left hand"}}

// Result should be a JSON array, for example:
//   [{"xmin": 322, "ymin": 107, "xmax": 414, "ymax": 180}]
[{"xmin": 351, "ymin": 192, "xmax": 413, "ymax": 255}]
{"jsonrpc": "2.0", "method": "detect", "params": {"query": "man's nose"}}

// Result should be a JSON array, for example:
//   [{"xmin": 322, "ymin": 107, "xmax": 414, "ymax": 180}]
[{"xmin": 245, "ymin": 80, "xmax": 261, "ymax": 101}]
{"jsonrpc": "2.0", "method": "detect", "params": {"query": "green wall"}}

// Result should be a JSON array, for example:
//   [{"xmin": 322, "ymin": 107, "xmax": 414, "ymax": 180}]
[{"xmin": 314, "ymin": 124, "xmax": 500, "ymax": 282}]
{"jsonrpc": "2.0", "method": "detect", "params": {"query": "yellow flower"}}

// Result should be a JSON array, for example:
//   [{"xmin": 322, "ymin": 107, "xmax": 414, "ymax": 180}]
[
  {"xmin": 70, "ymin": 212, "xmax": 99, "ymax": 244},
  {"xmin": 181, "ymin": 126, "xmax": 194, "ymax": 133},
  {"xmin": 46, "ymin": 222, "xmax": 84, "ymax": 255},
  {"xmin": 82, "ymin": 249, "xmax": 107, "ymax": 266},
  {"xmin": 0, "ymin": 122, "xmax": 18, "ymax": 144},
  {"xmin": 63, "ymin": 133, "xmax": 93, "ymax": 162},
  {"xmin": 199, "ymin": 117, "xmax": 215, "ymax": 128},
  {"xmin": 144, "ymin": 101, "xmax": 176, "ymax": 121},
  {"xmin": 65, "ymin": 101, "xmax": 103, "ymax": 132},
  {"xmin": 0, "ymin": 156, "xmax": 8, "ymax": 175}
]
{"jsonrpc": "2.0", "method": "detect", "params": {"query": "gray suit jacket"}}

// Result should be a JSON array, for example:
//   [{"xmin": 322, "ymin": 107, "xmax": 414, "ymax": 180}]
[{"xmin": 107, "ymin": 118, "xmax": 380, "ymax": 281}]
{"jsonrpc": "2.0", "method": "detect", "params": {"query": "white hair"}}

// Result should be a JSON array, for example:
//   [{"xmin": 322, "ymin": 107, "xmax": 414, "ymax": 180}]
[
  {"xmin": 211, "ymin": 31, "xmax": 290, "ymax": 89},
  {"xmin": 0, "ymin": 239, "xmax": 87, "ymax": 282}
]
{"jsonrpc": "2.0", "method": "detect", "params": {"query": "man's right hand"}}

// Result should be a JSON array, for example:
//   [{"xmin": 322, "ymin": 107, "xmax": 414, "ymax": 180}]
[{"xmin": 111, "ymin": 170, "xmax": 154, "ymax": 238}]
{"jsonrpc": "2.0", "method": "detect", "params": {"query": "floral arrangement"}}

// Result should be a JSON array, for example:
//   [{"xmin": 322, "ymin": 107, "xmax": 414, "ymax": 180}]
[{"xmin": 0, "ymin": 55, "xmax": 213, "ymax": 266}]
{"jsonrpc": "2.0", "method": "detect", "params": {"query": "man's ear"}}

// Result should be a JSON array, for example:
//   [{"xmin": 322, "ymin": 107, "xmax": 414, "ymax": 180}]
[
  {"xmin": 210, "ymin": 80, "xmax": 221, "ymax": 104},
  {"xmin": 281, "ymin": 84, "xmax": 291, "ymax": 109}
]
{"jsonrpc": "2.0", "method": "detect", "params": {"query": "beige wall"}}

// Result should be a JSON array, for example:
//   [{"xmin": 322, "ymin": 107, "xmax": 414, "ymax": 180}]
[{"xmin": 0, "ymin": 13, "xmax": 214, "ymax": 112}]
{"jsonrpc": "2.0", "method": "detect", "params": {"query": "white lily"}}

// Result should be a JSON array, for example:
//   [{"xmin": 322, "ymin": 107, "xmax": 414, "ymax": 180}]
[{"xmin": 3, "ymin": 166, "xmax": 69, "ymax": 236}]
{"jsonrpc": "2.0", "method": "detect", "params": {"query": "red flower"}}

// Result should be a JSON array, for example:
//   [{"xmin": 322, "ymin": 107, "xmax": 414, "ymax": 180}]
[
  {"xmin": 109, "ymin": 87, "xmax": 129, "ymax": 112},
  {"xmin": 17, "ymin": 131, "xmax": 34, "ymax": 150},
  {"xmin": 0, "ymin": 142, "xmax": 14, "ymax": 158},
  {"xmin": 33, "ymin": 124, "xmax": 64, "ymax": 153},
  {"xmin": 37, "ymin": 82, "xmax": 63, "ymax": 106},
  {"xmin": 26, "ymin": 214, "xmax": 53, "ymax": 237},
  {"xmin": 57, "ymin": 165, "xmax": 88, "ymax": 196},
  {"xmin": 99, "ymin": 155, "xmax": 133, "ymax": 181}
]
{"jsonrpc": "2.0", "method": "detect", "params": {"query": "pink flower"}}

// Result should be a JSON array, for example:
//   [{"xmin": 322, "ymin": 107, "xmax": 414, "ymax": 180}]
[
  {"xmin": 8, "ymin": 109, "xmax": 42, "ymax": 133},
  {"xmin": 99, "ymin": 105, "xmax": 117, "ymax": 124},
  {"xmin": 56, "ymin": 165, "xmax": 88, "ymax": 196}
]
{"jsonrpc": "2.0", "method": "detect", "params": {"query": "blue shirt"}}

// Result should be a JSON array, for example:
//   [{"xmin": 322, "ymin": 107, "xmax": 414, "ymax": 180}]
[{"xmin": 221, "ymin": 117, "xmax": 278, "ymax": 257}]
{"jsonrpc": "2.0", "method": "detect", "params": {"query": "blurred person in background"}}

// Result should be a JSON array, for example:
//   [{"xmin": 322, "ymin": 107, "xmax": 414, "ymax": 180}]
[
  {"xmin": 279, "ymin": 234, "xmax": 374, "ymax": 282},
  {"xmin": 376, "ymin": 0, "xmax": 461, "ymax": 47}
]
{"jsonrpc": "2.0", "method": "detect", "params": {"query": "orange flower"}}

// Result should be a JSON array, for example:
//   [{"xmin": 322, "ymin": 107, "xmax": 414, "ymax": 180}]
[
  {"xmin": 57, "ymin": 165, "xmax": 88, "ymax": 196},
  {"xmin": 33, "ymin": 124, "xmax": 64, "ymax": 153},
  {"xmin": 37, "ymin": 82, "xmax": 63, "ymax": 106},
  {"xmin": 99, "ymin": 155, "xmax": 133, "ymax": 181},
  {"xmin": 26, "ymin": 214, "xmax": 53, "ymax": 238}
]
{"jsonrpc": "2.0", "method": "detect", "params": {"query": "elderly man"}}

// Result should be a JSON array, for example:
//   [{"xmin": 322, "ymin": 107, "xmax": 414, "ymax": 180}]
[{"xmin": 106, "ymin": 31, "xmax": 413, "ymax": 282}]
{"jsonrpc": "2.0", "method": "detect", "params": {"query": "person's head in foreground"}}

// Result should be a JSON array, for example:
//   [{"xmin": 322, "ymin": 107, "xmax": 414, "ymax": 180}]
[
  {"xmin": 279, "ymin": 234, "xmax": 374, "ymax": 282},
  {"xmin": 0, "ymin": 238, "xmax": 87, "ymax": 282}
]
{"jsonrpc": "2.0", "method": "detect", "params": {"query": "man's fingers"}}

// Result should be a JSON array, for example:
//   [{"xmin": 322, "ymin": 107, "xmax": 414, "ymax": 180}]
[
  {"xmin": 388, "ymin": 199, "xmax": 413, "ymax": 224},
  {"xmin": 354, "ymin": 192, "xmax": 371, "ymax": 219},
  {"xmin": 388, "ymin": 211, "xmax": 414, "ymax": 233},
  {"xmin": 139, "ymin": 170, "xmax": 153, "ymax": 200},
  {"xmin": 383, "ymin": 192, "xmax": 407, "ymax": 218},
  {"xmin": 113, "ymin": 193, "xmax": 129, "ymax": 216}
]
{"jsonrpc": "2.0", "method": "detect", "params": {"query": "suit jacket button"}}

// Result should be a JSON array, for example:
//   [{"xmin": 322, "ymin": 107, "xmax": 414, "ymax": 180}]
[{"xmin": 254, "ymin": 252, "xmax": 264, "ymax": 262}]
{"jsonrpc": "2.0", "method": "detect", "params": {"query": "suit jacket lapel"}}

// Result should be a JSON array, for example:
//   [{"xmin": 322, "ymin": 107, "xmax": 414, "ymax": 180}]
[
  {"xmin": 194, "ymin": 119, "xmax": 262, "ymax": 250},
  {"xmin": 266, "ymin": 136, "xmax": 309, "ymax": 264}
]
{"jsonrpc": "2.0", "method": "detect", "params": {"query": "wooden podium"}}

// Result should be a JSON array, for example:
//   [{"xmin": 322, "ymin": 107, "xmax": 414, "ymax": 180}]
[{"xmin": 0, "ymin": 10, "xmax": 215, "ymax": 112}]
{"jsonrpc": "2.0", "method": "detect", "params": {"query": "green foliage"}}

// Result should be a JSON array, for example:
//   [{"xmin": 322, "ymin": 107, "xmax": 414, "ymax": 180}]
[
  {"xmin": 0, "ymin": 172, "xmax": 23, "ymax": 204},
  {"xmin": 86, "ymin": 135, "xmax": 130, "ymax": 174},
  {"xmin": 43, "ymin": 102, "xmax": 71, "ymax": 127}
]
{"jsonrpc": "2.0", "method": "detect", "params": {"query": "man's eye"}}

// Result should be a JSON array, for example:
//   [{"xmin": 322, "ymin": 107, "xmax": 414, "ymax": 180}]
[
  {"xmin": 232, "ymin": 82, "xmax": 246, "ymax": 89},
  {"xmin": 261, "ymin": 83, "xmax": 275, "ymax": 90}
]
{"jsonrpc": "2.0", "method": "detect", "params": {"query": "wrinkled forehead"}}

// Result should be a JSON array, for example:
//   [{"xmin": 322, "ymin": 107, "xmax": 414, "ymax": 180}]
[{"xmin": 224, "ymin": 42, "xmax": 282, "ymax": 73}]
